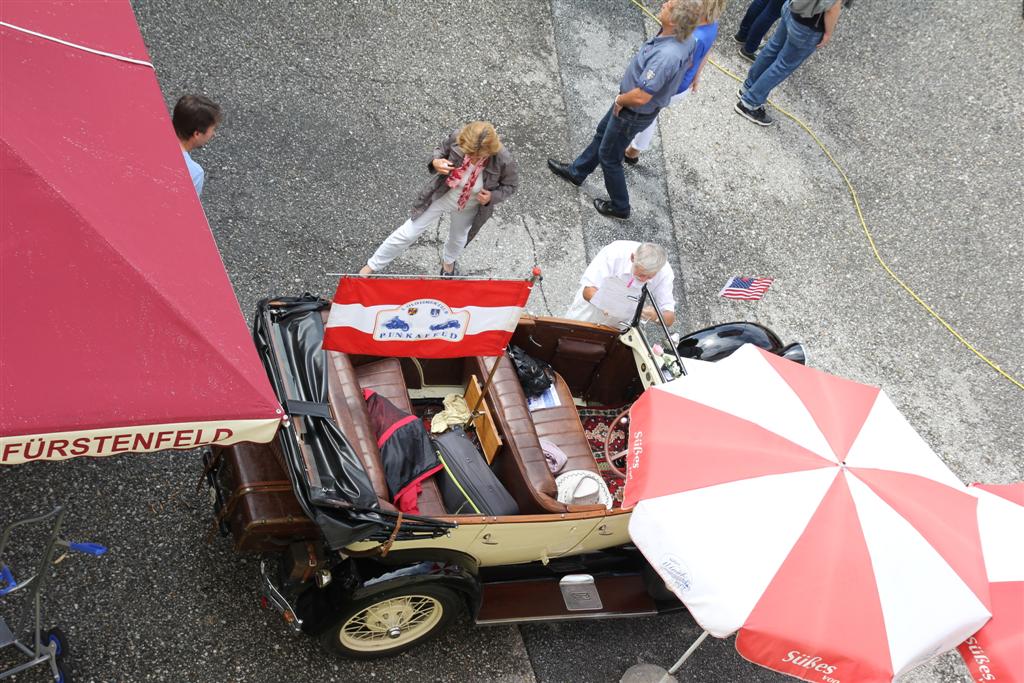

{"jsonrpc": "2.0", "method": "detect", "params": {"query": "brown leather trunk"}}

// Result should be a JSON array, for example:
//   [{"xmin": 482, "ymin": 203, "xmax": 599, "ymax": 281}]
[{"xmin": 212, "ymin": 440, "xmax": 319, "ymax": 554}]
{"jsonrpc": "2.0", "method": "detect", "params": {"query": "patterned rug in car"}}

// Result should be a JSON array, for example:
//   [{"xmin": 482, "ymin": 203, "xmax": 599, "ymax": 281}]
[{"xmin": 579, "ymin": 407, "xmax": 630, "ymax": 507}]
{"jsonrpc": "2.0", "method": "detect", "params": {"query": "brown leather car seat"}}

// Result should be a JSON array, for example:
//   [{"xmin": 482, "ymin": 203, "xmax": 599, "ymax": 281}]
[
  {"xmin": 532, "ymin": 374, "xmax": 602, "ymax": 475},
  {"xmin": 472, "ymin": 355, "xmax": 601, "ymax": 514},
  {"xmin": 325, "ymin": 353, "xmax": 446, "ymax": 517}
]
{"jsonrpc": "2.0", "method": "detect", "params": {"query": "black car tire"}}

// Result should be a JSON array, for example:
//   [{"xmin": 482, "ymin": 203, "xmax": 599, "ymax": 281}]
[{"xmin": 318, "ymin": 584, "xmax": 462, "ymax": 659}]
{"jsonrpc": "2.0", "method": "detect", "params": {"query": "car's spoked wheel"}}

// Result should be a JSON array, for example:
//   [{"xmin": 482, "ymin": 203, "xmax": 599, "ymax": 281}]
[
  {"xmin": 603, "ymin": 407, "xmax": 631, "ymax": 479},
  {"xmin": 341, "ymin": 595, "xmax": 442, "ymax": 651},
  {"xmin": 320, "ymin": 585, "xmax": 461, "ymax": 659}
]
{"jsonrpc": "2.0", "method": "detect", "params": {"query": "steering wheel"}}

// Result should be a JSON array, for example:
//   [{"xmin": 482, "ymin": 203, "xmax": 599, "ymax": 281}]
[{"xmin": 603, "ymin": 407, "xmax": 631, "ymax": 480}]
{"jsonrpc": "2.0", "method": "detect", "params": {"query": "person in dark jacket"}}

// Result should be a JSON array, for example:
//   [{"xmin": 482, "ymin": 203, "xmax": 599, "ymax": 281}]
[
  {"xmin": 733, "ymin": 0, "xmax": 785, "ymax": 62},
  {"xmin": 363, "ymin": 389, "xmax": 442, "ymax": 515},
  {"xmin": 359, "ymin": 121, "xmax": 519, "ymax": 277}
]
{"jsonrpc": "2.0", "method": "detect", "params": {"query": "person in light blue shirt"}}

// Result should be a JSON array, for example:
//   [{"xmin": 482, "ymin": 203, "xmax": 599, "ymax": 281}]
[
  {"xmin": 547, "ymin": 0, "xmax": 702, "ymax": 220},
  {"xmin": 624, "ymin": 0, "xmax": 725, "ymax": 164},
  {"xmin": 172, "ymin": 95, "xmax": 222, "ymax": 197},
  {"xmin": 182, "ymin": 150, "xmax": 205, "ymax": 195}
]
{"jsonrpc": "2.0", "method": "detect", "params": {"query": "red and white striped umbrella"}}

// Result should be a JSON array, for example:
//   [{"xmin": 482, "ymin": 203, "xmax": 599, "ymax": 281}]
[
  {"xmin": 623, "ymin": 344, "xmax": 992, "ymax": 682},
  {"xmin": 958, "ymin": 483, "xmax": 1024, "ymax": 683}
]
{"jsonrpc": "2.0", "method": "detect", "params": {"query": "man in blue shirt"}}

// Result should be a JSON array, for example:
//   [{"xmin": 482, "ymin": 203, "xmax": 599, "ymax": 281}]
[
  {"xmin": 548, "ymin": 0, "xmax": 701, "ymax": 219},
  {"xmin": 173, "ymin": 95, "xmax": 222, "ymax": 197},
  {"xmin": 624, "ymin": 0, "xmax": 724, "ymax": 164}
]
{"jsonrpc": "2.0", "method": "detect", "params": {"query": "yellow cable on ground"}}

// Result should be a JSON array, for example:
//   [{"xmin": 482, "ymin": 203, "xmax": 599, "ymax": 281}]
[{"xmin": 628, "ymin": 0, "xmax": 1023, "ymax": 390}]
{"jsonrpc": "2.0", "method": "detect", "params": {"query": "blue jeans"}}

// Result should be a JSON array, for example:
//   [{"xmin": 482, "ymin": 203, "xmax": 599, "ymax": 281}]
[
  {"xmin": 569, "ymin": 105, "xmax": 659, "ymax": 213},
  {"xmin": 736, "ymin": 0, "xmax": 785, "ymax": 53},
  {"xmin": 741, "ymin": 1, "xmax": 822, "ymax": 109}
]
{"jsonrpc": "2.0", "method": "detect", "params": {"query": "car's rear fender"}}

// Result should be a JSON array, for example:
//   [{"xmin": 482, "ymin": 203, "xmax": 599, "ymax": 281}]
[{"xmin": 296, "ymin": 554, "xmax": 480, "ymax": 635}]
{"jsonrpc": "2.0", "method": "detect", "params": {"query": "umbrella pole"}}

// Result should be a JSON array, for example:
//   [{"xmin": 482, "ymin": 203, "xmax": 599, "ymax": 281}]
[{"xmin": 665, "ymin": 630, "xmax": 709, "ymax": 677}]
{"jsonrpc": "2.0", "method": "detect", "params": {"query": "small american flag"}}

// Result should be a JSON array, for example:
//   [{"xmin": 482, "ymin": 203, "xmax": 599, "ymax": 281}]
[{"xmin": 720, "ymin": 275, "xmax": 774, "ymax": 301}]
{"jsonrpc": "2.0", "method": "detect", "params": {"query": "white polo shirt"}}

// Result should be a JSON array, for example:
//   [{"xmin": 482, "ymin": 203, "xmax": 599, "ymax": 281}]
[{"xmin": 564, "ymin": 240, "xmax": 675, "ymax": 326}]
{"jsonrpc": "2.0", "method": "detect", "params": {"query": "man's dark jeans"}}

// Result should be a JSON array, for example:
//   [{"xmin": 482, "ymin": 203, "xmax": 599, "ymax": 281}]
[
  {"xmin": 569, "ymin": 105, "xmax": 659, "ymax": 214},
  {"xmin": 737, "ymin": 0, "xmax": 785, "ymax": 53}
]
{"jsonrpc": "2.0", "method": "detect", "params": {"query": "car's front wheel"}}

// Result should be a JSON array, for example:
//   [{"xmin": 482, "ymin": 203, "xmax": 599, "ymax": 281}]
[{"xmin": 318, "ymin": 584, "xmax": 462, "ymax": 659}]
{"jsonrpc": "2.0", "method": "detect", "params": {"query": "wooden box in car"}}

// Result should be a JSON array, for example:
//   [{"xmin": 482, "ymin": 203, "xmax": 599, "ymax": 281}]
[{"xmin": 211, "ymin": 440, "xmax": 318, "ymax": 554}]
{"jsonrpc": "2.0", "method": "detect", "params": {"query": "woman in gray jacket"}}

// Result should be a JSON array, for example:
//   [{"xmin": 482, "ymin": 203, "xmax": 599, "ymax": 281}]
[{"xmin": 359, "ymin": 121, "xmax": 519, "ymax": 277}]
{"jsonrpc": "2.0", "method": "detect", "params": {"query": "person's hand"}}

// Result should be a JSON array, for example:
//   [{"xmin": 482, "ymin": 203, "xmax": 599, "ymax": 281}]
[
  {"xmin": 817, "ymin": 31, "xmax": 832, "ymax": 48},
  {"xmin": 612, "ymin": 99, "xmax": 623, "ymax": 116},
  {"xmin": 432, "ymin": 158, "xmax": 455, "ymax": 175},
  {"xmin": 690, "ymin": 78, "xmax": 699, "ymax": 92},
  {"xmin": 641, "ymin": 306, "xmax": 659, "ymax": 321},
  {"xmin": 477, "ymin": 189, "xmax": 492, "ymax": 205}
]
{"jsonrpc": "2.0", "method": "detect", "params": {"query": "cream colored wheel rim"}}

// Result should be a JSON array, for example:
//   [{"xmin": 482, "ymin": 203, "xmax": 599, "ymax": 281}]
[{"xmin": 339, "ymin": 595, "xmax": 443, "ymax": 652}]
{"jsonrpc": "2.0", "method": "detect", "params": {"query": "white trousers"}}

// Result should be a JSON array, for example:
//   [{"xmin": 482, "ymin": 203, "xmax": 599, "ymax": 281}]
[
  {"xmin": 629, "ymin": 90, "xmax": 690, "ymax": 152},
  {"xmin": 367, "ymin": 189, "xmax": 478, "ymax": 271}
]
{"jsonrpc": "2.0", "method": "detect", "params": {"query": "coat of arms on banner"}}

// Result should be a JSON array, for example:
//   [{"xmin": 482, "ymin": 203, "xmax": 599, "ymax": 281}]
[{"xmin": 372, "ymin": 299, "xmax": 470, "ymax": 342}]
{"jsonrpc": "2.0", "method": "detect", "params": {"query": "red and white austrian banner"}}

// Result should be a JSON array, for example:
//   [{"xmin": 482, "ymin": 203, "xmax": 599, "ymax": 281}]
[{"xmin": 324, "ymin": 276, "xmax": 533, "ymax": 358}]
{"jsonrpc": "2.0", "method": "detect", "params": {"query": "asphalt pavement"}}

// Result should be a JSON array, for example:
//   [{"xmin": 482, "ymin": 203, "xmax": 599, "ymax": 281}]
[{"xmin": 1, "ymin": 0, "xmax": 1021, "ymax": 681}]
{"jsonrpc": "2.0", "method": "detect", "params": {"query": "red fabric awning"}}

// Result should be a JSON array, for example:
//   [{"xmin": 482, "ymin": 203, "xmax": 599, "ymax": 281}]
[{"xmin": 1, "ymin": 1, "xmax": 282, "ymax": 463}]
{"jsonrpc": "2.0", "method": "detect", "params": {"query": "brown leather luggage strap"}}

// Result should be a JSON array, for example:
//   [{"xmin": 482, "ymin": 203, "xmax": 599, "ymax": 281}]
[
  {"xmin": 196, "ymin": 448, "xmax": 225, "ymax": 492},
  {"xmin": 344, "ymin": 512, "xmax": 404, "ymax": 558},
  {"xmin": 379, "ymin": 512, "xmax": 403, "ymax": 556},
  {"xmin": 306, "ymin": 542, "xmax": 318, "ymax": 568},
  {"xmin": 214, "ymin": 483, "xmax": 294, "ymax": 525},
  {"xmin": 228, "ymin": 481, "xmax": 294, "ymax": 499}
]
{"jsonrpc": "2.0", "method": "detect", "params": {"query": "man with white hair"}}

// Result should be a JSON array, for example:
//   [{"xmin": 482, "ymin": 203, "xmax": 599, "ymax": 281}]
[
  {"xmin": 566, "ymin": 241, "xmax": 676, "ymax": 327},
  {"xmin": 547, "ymin": 0, "xmax": 703, "ymax": 219}
]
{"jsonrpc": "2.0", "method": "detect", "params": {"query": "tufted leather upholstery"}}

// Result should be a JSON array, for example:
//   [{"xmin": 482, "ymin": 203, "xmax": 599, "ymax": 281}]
[
  {"xmin": 324, "ymin": 354, "xmax": 446, "ymax": 517},
  {"xmin": 326, "ymin": 351, "xmax": 388, "ymax": 500},
  {"xmin": 533, "ymin": 374, "xmax": 602, "ymax": 475},
  {"xmin": 472, "ymin": 355, "xmax": 599, "ymax": 513},
  {"xmin": 356, "ymin": 359, "xmax": 414, "ymax": 413}
]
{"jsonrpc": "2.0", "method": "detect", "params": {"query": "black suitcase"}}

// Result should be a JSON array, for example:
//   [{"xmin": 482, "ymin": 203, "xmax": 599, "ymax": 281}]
[{"xmin": 433, "ymin": 427, "xmax": 519, "ymax": 516}]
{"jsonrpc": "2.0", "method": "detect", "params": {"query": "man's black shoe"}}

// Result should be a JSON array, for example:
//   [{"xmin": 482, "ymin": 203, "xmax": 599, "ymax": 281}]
[
  {"xmin": 734, "ymin": 101, "xmax": 775, "ymax": 127},
  {"xmin": 732, "ymin": 32, "xmax": 746, "ymax": 45},
  {"xmin": 593, "ymin": 198, "xmax": 629, "ymax": 219},
  {"xmin": 738, "ymin": 46, "xmax": 757, "ymax": 63},
  {"xmin": 547, "ymin": 159, "xmax": 583, "ymax": 187}
]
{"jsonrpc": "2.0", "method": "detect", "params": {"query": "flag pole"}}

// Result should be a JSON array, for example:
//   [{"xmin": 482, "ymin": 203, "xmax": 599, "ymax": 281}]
[
  {"xmin": 470, "ymin": 268, "xmax": 542, "ymax": 416},
  {"xmin": 470, "ymin": 355, "xmax": 503, "ymax": 415}
]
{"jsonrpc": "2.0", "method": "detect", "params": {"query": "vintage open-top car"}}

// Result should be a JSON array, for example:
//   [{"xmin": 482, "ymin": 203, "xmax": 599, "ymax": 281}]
[{"xmin": 204, "ymin": 288, "xmax": 804, "ymax": 659}]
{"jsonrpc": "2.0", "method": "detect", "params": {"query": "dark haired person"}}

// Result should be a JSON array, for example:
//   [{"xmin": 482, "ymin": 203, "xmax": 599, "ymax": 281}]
[{"xmin": 172, "ymin": 95, "xmax": 222, "ymax": 196}]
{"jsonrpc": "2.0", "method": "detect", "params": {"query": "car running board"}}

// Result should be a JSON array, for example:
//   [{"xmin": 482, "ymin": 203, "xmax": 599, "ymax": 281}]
[{"xmin": 474, "ymin": 573, "xmax": 659, "ymax": 625}]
